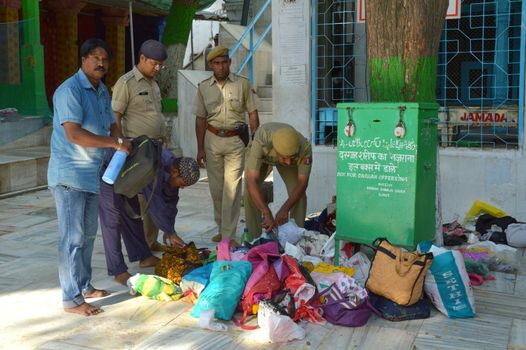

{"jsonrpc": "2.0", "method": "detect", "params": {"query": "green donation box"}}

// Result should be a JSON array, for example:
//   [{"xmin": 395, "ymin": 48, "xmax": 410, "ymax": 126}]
[{"xmin": 335, "ymin": 102, "xmax": 438, "ymax": 249}]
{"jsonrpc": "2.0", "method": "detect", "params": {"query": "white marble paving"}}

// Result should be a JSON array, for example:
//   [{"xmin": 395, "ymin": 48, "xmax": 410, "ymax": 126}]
[{"xmin": 0, "ymin": 188, "xmax": 525, "ymax": 350}]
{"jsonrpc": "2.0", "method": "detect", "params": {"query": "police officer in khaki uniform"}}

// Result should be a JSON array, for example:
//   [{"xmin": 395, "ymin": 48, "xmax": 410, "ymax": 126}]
[
  {"xmin": 193, "ymin": 45, "xmax": 259, "ymax": 243},
  {"xmin": 244, "ymin": 123, "xmax": 312, "ymax": 238},
  {"xmin": 112, "ymin": 39, "xmax": 168, "ymax": 251}
]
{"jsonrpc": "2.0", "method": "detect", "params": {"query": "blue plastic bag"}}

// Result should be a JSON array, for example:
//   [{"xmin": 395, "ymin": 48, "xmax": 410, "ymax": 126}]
[
  {"xmin": 192, "ymin": 260, "xmax": 252, "ymax": 320},
  {"xmin": 180, "ymin": 263, "xmax": 214, "ymax": 296}
]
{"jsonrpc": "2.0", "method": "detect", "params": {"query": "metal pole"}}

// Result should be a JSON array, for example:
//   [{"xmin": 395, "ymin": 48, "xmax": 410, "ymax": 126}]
[
  {"xmin": 249, "ymin": 28, "xmax": 253, "ymax": 84},
  {"xmin": 190, "ymin": 22, "xmax": 194, "ymax": 70},
  {"xmin": 129, "ymin": 0, "xmax": 135, "ymax": 65}
]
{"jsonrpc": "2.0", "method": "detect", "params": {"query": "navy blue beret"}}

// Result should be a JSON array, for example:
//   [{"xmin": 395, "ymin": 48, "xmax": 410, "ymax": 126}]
[{"xmin": 140, "ymin": 40, "xmax": 167, "ymax": 61}]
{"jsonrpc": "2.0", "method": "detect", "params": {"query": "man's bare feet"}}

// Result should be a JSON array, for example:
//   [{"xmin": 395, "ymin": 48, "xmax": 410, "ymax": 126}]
[
  {"xmin": 114, "ymin": 271, "xmax": 132, "ymax": 286},
  {"xmin": 139, "ymin": 255, "xmax": 160, "ymax": 268},
  {"xmin": 84, "ymin": 289, "xmax": 110, "ymax": 298},
  {"xmin": 64, "ymin": 302, "xmax": 103, "ymax": 316}
]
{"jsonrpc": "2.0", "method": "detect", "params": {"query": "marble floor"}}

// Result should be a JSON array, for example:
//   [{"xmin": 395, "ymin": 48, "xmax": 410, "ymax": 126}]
[{"xmin": 0, "ymin": 182, "xmax": 525, "ymax": 350}]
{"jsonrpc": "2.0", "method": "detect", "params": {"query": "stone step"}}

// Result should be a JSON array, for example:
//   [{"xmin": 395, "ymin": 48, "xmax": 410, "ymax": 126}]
[
  {"xmin": 258, "ymin": 112, "xmax": 273, "ymax": 124},
  {"xmin": 0, "ymin": 116, "xmax": 47, "ymax": 147},
  {"xmin": 0, "ymin": 146, "xmax": 50, "ymax": 195},
  {"xmin": 258, "ymin": 97, "xmax": 272, "ymax": 113},
  {"xmin": 256, "ymin": 85, "xmax": 272, "ymax": 98}
]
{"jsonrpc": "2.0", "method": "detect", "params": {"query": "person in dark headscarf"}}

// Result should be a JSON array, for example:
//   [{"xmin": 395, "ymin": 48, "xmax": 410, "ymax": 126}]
[{"xmin": 99, "ymin": 149, "xmax": 200, "ymax": 285}]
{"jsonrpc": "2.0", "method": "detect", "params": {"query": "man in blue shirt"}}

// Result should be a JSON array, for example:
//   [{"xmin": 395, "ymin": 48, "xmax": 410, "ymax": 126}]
[
  {"xmin": 99, "ymin": 150, "xmax": 200, "ymax": 285},
  {"xmin": 48, "ymin": 38, "xmax": 131, "ymax": 316}
]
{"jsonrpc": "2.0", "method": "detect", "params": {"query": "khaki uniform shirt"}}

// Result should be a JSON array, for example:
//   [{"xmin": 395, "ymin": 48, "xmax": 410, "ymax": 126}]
[
  {"xmin": 112, "ymin": 66, "xmax": 166, "ymax": 139},
  {"xmin": 245, "ymin": 123, "xmax": 312, "ymax": 176},
  {"xmin": 192, "ymin": 73, "xmax": 257, "ymax": 130}
]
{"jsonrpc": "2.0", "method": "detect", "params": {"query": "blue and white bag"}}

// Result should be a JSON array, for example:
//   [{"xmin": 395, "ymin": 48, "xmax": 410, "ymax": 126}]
[{"xmin": 418, "ymin": 242, "xmax": 475, "ymax": 318}]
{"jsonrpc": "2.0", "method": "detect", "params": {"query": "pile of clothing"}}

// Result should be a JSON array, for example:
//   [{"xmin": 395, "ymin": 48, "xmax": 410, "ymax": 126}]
[{"xmin": 126, "ymin": 208, "xmax": 525, "ymax": 343}]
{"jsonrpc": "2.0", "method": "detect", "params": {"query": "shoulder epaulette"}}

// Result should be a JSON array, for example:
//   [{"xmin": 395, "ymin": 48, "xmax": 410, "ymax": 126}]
[{"xmin": 121, "ymin": 70, "xmax": 135, "ymax": 82}]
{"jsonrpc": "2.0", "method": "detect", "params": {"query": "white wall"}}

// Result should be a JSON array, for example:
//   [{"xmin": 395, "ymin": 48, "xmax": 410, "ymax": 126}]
[
  {"xmin": 270, "ymin": 0, "xmax": 312, "ymax": 213},
  {"xmin": 438, "ymin": 148, "xmax": 526, "ymax": 222},
  {"xmin": 183, "ymin": 0, "xmax": 224, "ymax": 66},
  {"xmin": 174, "ymin": 70, "xmax": 213, "ymax": 158}
]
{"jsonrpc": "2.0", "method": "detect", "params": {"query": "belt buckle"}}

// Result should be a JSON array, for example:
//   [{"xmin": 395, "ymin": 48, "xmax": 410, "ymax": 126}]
[{"xmin": 217, "ymin": 129, "xmax": 227, "ymax": 137}]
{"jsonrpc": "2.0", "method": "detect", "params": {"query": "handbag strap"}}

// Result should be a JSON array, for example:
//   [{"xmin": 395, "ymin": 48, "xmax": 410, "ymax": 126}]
[
  {"xmin": 232, "ymin": 309, "xmax": 258, "ymax": 330},
  {"xmin": 372, "ymin": 237, "xmax": 388, "ymax": 248},
  {"xmin": 395, "ymin": 250, "xmax": 419, "ymax": 276},
  {"xmin": 121, "ymin": 175, "xmax": 158, "ymax": 220},
  {"xmin": 323, "ymin": 294, "xmax": 381, "ymax": 318}
]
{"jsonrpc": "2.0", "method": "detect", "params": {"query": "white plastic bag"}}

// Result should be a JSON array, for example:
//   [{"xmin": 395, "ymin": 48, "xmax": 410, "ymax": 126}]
[
  {"xmin": 505, "ymin": 223, "xmax": 526, "ymax": 248},
  {"xmin": 467, "ymin": 240, "xmax": 519, "ymax": 269},
  {"xmin": 284, "ymin": 241, "xmax": 304, "ymax": 261},
  {"xmin": 295, "ymin": 231, "xmax": 329, "ymax": 257},
  {"xmin": 198, "ymin": 309, "xmax": 228, "ymax": 332},
  {"xmin": 257, "ymin": 300, "xmax": 305, "ymax": 343},
  {"xmin": 320, "ymin": 232, "xmax": 336, "ymax": 260},
  {"xmin": 419, "ymin": 243, "xmax": 475, "ymax": 318},
  {"xmin": 310, "ymin": 271, "xmax": 368, "ymax": 302},
  {"xmin": 301, "ymin": 255, "xmax": 323, "ymax": 266},
  {"xmin": 347, "ymin": 252, "xmax": 371, "ymax": 286},
  {"xmin": 278, "ymin": 220, "xmax": 305, "ymax": 246}
]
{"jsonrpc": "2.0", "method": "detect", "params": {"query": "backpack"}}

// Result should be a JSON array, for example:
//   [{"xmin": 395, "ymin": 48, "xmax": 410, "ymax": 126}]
[{"xmin": 113, "ymin": 135, "xmax": 162, "ymax": 198}]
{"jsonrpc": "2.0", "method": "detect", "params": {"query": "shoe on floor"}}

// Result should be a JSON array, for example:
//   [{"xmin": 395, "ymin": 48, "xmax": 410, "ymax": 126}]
[
  {"xmin": 211, "ymin": 233, "xmax": 222, "ymax": 243},
  {"xmin": 150, "ymin": 241, "xmax": 168, "ymax": 252}
]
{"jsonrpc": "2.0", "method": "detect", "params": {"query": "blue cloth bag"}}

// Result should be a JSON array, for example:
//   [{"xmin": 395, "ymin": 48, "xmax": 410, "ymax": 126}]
[
  {"xmin": 369, "ymin": 293, "xmax": 430, "ymax": 321},
  {"xmin": 192, "ymin": 260, "xmax": 252, "ymax": 320}
]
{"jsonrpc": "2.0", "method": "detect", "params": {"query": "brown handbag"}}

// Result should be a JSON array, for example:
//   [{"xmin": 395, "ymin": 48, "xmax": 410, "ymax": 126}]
[{"xmin": 365, "ymin": 238, "xmax": 433, "ymax": 306}]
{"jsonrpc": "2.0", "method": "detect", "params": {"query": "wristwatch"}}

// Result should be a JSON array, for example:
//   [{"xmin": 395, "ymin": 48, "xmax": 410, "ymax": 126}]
[{"xmin": 117, "ymin": 137, "xmax": 124, "ymax": 149}]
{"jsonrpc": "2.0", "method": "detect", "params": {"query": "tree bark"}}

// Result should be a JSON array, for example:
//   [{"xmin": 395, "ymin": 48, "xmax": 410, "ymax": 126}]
[
  {"xmin": 158, "ymin": 0, "xmax": 199, "ymax": 98},
  {"xmin": 366, "ymin": 0, "xmax": 449, "ymax": 102}
]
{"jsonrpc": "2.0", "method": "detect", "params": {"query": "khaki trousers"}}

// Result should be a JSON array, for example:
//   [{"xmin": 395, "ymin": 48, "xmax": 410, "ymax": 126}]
[
  {"xmin": 205, "ymin": 130, "xmax": 245, "ymax": 238},
  {"xmin": 137, "ymin": 193, "xmax": 159, "ymax": 247},
  {"xmin": 244, "ymin": 162, "xmax": 307, "ymax": 238}
]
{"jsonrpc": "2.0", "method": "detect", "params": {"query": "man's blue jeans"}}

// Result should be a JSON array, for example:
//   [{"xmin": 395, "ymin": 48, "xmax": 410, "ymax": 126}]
[{"xmin": 51, "ymin": 185, "xmax": 99, "ymax": 308}]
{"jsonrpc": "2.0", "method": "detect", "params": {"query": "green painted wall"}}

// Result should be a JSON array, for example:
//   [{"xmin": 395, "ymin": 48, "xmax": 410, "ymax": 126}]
[{"xmin": 0, "ymin": 0, "xmax": 49, "ymax": 116}]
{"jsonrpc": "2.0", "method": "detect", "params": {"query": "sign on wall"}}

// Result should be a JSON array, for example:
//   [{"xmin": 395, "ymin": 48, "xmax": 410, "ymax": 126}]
[
  {"xmin": 279, "ymin": 0, "xmax": 307, "ymax": 85},
  {"xmin": 357, "ymin": 0, "xmax": 461, "ymax": 23}
]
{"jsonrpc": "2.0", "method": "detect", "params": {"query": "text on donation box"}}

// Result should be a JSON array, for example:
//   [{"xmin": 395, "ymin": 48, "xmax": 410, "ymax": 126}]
[{"xmin": 337, "ymin": 137, "xmax": 417, "ymax": 198}]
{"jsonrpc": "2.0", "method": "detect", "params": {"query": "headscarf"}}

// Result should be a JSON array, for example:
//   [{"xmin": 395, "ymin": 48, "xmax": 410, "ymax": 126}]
[{"xmin": 176, "ymin": 157, "xmax": 200, "ymax": 186}]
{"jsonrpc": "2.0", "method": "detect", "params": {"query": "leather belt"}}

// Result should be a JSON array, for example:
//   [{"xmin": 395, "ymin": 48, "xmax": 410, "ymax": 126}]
[{"xmin": 207, "ymin": 125, "xmax": 238, "ymax": 137}]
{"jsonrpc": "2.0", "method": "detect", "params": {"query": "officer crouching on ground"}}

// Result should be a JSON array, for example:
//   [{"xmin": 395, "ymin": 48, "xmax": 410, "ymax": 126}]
[{"xmin": 243, "ymin": 123, "xmax": 312, "ymax": 239}]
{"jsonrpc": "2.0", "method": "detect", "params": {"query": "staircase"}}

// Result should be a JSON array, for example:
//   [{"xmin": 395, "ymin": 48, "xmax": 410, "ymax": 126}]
[
  {"xmin": 0, "ymin": 125, "xmax": 51, "ymax": 197},
  {"xmin": 256, "ymin": 80, "xmax": 273, "ymax": 124}
]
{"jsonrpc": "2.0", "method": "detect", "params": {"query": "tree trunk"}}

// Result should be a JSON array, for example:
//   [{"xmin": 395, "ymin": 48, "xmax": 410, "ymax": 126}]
[
  {"xmin": 158, "ymin": 0, "xmax": 199, "ymax": 98},
  {"xmin": 366, "ymin": 0, "xmax": 449, "ymax": 102}
]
